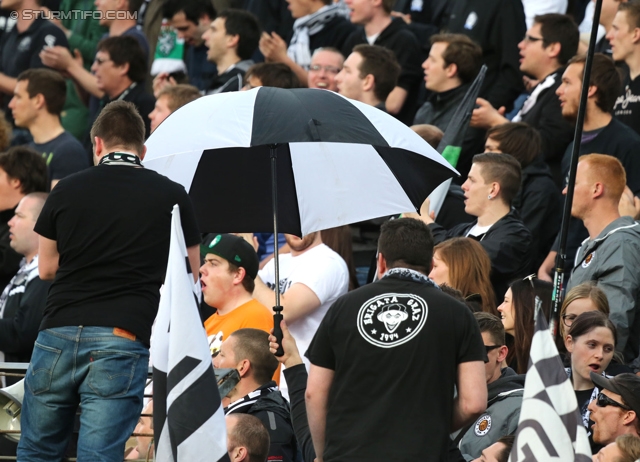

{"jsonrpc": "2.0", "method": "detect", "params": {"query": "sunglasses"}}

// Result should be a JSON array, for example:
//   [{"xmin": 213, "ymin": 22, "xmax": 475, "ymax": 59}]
[
  {"xmin": 523, "ymin": 273, "xmax": 536, "ymax": 288},
  {"xmin": 596, "ymin": 392, "xmax": 632, "ymax": 411},
  {"xmin": 485, "ymin": 345, "xmax": 502, "ymax": 354}
]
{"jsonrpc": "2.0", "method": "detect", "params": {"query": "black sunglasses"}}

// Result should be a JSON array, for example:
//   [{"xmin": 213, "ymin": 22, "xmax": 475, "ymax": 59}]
[
  {"xmin": 596, "ymin": 392, "xmax": 632, "ymax": 411},
  {"xmin": 485, "ymin": 345, "xmax": 502, "ymax": 354}
]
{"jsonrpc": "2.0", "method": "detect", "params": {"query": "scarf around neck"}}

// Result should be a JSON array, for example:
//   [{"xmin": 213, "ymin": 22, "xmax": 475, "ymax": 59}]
[{"xmin": 287, "ymin": 3, "xmax": 348, "ymax": 69}]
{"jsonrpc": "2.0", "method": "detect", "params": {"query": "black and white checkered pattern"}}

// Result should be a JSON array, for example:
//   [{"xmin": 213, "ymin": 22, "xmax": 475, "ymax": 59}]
[{"xmin": 509, "ymin": 301, "xmax": 592, "ymax": 461}]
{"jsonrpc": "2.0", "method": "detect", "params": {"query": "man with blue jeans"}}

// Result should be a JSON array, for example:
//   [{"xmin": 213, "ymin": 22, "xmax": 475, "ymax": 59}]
[{"xmin": 17, "ymin": 100, "xmax": 201, "ymax": 461}]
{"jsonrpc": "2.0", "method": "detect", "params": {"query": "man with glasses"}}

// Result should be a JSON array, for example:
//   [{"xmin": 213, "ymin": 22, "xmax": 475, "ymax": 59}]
[
  {"xmin": 455, "ymin": 313, "xmax": 525, "ymax": 460},
  {"xmin": 588, "ymin": 373, "xmax": 640, "ymax": 446},
  {"xmin": 307, "ymin": 48, "xmax": 344, "ymax": 92},
  {"xmin": 472, "ymin": 14, "xmax": 579, "ymax": 186}
]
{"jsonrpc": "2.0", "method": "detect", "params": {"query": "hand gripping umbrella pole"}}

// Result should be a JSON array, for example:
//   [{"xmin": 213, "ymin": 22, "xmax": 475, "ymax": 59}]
[
  {"xmin": 270, "ymin": 144, "xmax": 285, "ymax": 356},
  {"xmin": 550, "ymin": 0, "xmax": 603, "ymax": 339}
]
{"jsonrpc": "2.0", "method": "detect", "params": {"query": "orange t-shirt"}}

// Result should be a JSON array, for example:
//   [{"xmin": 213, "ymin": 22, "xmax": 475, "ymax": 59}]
[{"xmin": 204, "ymin": 299, "xmax": 280, "ymax": 384}]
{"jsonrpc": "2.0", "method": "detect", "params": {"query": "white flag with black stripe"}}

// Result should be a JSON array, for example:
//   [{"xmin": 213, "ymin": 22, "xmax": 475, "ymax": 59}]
[
  {"xmin": 509, "ymin": 300, "xmax": 592, "ymax": 461},
  {"xmin": 152, "ymin": 204, "xmax": 227, "ymax": 462}
]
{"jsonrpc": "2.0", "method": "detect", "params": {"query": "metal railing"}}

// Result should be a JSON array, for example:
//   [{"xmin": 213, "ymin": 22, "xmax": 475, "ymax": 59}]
[{"xmin": 0, "ymin": 363, "xmax": 239, "ymax": 462}]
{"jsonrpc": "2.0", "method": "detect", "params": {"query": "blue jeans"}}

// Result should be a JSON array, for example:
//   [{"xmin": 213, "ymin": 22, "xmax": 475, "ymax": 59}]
[{"xmin": 17, "ymin": 326, "xmax": 150, "ymax": 462}]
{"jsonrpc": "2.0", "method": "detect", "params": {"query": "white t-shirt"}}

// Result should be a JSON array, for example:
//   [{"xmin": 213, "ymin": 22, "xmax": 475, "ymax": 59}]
[
  {"xmin": 258, "ymin": 243, "xmax": 349, "ymax": 398},
  {"xmin": 466, "ymin": 223, "xmax": 492, "ymax": 238}
]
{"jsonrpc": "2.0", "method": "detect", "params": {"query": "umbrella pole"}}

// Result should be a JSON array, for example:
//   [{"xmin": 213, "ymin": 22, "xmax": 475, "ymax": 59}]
[
  {"xmin": 270, "ymin": 144, "xmax": 285, "ymax": 356},
  {"xmin": 550, "ymin": 0, "xmax": 603, "ymax": 340}
]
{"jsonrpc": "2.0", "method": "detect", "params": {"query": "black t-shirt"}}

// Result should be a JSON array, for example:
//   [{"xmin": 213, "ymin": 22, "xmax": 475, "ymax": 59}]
[
  {"xmin": 30, "ymin": 131, "xmax": 90, "ymax": 184},
  {"xmin": 613, "ymin": 74, "xmax": 640, "ymax": 136},
  {"xmin": 307, "ymin": 271, "xmax": 485, "ymax": 462},
  {"xmin": 0, "ymin": 16, "xmax": 68, "ymax": 79},
  {"xmin": 34, "ymin": 163, "xmax": 200, "ymax": 345}
]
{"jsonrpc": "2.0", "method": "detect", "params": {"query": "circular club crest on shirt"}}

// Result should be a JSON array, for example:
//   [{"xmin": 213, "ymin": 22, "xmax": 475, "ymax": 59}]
[
  {"xmin": 582, "ymin": 251, "xmax": 595, "ymax": 268},
  {"xmin": 357, "ymin": 293, "xmax": 428, "ymax": 348},
  {"xmin": 474, "ymin": 414, "xmax": 492, "ymax": 436}
]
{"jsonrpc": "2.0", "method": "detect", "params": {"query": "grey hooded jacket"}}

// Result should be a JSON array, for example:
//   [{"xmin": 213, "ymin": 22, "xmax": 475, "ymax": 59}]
[
  {"xmin": 457, "ymin": 367, "xmax": 524, "ymax": 460},
  {"xmin": 566, "ymin": 216, "xmax": 640, "ymax": 371}
]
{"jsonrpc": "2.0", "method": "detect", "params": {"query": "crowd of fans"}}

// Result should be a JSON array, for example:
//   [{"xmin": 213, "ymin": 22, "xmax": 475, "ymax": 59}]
[{"xmin": 1, "ymin": 0, "xmax": 640, "ymax": 460}]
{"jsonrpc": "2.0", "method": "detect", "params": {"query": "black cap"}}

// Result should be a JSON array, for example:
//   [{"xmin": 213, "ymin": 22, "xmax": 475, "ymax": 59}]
[
  {"xmin": 590, "ymin": 372, "xmax": 640, "ymax": 415},
  {"xmin": 201, "ymin": 234, "xmax": 259, "ymax": 279}
]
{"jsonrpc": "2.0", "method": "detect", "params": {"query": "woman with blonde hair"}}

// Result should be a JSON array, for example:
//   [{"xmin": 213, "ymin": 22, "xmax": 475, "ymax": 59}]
[
  {"xmin": 429, "ymin": 237, "xmax": 496, "ymax": 315},
  {"xmin": 559, "ymin": 281, "xmax": 610, "ymax": 342}
]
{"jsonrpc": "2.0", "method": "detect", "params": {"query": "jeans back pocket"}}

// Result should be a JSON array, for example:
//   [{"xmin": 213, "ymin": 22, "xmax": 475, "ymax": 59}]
[
  {"xmin": 27, "ymin": 342, "xmax": 62, "ymax": 395},
  {"xmin": 87, "ymin": 350, "xmax": 140, "ymax": 398}
]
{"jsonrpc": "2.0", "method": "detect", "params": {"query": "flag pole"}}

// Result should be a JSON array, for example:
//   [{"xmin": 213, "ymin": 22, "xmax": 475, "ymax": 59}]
[
  {"xmin": 270, "ymin": 144, "xmax": 285, "ymax": 356},
  {"xmin": 550, "ymin": 0, "xmax": 603, "ymax": 339}
]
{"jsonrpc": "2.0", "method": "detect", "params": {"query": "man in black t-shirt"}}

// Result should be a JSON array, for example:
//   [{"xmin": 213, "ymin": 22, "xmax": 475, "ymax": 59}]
[
  {"xmin": 538, "ymin": 53, "xmax": 640, "ymax": 280},
  {"xmin": 17, "ymin": 101, "xmax": 200, "ymax": 462},
  {"xmin": 608, "ymin": 2, "xmax": 640, "ymax": 135},
  {"xmin": 0, "ymin": 4, "xmax": 68, "ymax": 103},
  {"xmin": 9, "ymin": 68, "xmax": 89, "ymax": 189},
  {"xmin": 306, "ymin": 218, "xmax": 487, "ymax": 462}
]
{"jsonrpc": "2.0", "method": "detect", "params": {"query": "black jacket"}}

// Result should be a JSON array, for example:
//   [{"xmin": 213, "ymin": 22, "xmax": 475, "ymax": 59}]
[
  {"xmin": 429, "ymin": 209, "xmax": 533, "ymax": 299},
  {"xmin": 207, "ymin": 60, "xmax": 254, "ymax": 94},
  {"xmin": 518, "ymin": 69, "xmax": 574, "ymax": 176},
  {"xmin": 227, "ymin": 382, "xmax": 297, "ymax": 462},
  {"xmin": 413, "ymin": 83, "xmax": 486, "ymax": 181},
  {"xmin": 513, "ymin": 158, "xmax": 562, "ymax": 271},
  {"xmin": 342, "ymin": 18, "xmax": 424, "ymax": 125},
  {"xmin": 445, "ymin": 0, "xmax": 526, "ymax": 112},
  {"xmin": 0, "ymin": 259, "xmax": 50, "ymax": 385},
  {"xmin": 0, "ymin": 208, "xmax": 21, "ymax": 294},
  {"xmin": 283, "ymin": 364, "xmax": 314, "ymax": 462}
]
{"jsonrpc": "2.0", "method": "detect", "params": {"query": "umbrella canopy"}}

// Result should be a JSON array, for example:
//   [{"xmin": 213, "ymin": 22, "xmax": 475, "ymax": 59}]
[{"xmin": 143, "ymin": 87, "xmax": 458, "ymax": 236}]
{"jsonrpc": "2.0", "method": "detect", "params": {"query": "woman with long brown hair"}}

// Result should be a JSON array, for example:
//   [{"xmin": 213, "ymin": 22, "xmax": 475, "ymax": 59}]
[
  {"xmin": 497, "ymin": 276, "xmax": 553, "ymax": 374},
  {"xmin": 429, "ymin": 237, "xmax": 497, "ymax": 314}
]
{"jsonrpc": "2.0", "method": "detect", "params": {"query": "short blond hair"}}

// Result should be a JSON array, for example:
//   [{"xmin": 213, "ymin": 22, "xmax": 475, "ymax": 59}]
[{"xmin": 579, "ymin": 154, "xmax": 626, "ymax": 202}]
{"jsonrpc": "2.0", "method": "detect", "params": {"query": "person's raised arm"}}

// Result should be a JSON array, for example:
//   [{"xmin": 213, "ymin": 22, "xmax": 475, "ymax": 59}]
[{"xmin": 269, "ymin": 320, "xmax": 317, "ymax": 462}]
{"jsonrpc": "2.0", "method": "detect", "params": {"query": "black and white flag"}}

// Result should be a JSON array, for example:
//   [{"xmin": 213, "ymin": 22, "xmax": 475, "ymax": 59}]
[
  {"xmin": 509, "ymin": 299, "xmax": 592, "ymax": 461},
  {"xmin": 152, "ymin": 205, "xmax": 227, "ymax": 462}
]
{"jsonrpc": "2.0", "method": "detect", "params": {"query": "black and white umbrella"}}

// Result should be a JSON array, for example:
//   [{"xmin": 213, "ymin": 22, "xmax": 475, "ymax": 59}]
[
  {"xmin": 143, "ymin": 87, "xmax": 457, "ymax": 237},
  {"xmin": 143, "ymin": 87, "xmax": 457, "ymax": 350}
]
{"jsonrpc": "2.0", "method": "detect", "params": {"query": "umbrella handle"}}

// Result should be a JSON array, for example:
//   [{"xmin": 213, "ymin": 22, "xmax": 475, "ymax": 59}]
[{"xmin": 273, "ymin": 311, "xmax": 284, "ymax": 357}]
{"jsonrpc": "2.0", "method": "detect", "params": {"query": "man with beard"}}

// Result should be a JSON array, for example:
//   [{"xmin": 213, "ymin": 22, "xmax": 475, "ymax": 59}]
[
  {"xmin": 538, "ymin": 53, "xmax": 640, "ymax": 281},
  {"xmin": 253, "ymin": 231, "xmax": 349, "ymax": 398}
]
